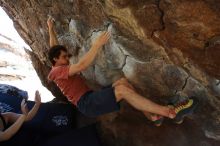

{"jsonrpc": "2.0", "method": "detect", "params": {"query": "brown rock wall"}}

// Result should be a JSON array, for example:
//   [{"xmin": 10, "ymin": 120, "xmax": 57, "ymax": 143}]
[{"xmin": 0, "ymin": 0, "xmax": 220, "ymax": 145}]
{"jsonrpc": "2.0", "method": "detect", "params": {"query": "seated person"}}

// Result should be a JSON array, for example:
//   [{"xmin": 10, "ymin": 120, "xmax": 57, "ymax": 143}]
[{"xmin": 0, "ymin": 90, "xmax": 41, "ymax": 141}]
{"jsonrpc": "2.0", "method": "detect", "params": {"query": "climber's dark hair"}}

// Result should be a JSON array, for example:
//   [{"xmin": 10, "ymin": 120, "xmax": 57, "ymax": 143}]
[{"xmin": 48, "ymin": 45, "xmax": 67, "ymax": 65}]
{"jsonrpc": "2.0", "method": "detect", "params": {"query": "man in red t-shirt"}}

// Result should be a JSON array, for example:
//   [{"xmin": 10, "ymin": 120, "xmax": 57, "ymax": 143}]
[{"xmin": 46, "ymin": 17, "xmax": 198, "ymax": 126}]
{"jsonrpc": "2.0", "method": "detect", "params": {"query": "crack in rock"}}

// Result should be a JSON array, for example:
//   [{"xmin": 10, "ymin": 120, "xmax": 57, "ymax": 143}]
[
  {"xmin": 121, "ymin": 55, "xmax": 128, "ymax": 70},
  {"xmin": 216, "ymin": 80, "xmax": 220, "ymax": 86},
  {"xmin": 151, "ymin": 0, "xmax": 165, "ymax": 37},
  {"xmin": 182, "ymin": 75, "xmax": 190, "ymax": 90}
]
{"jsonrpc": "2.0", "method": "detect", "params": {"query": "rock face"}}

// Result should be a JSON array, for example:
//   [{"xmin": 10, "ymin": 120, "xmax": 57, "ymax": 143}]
[{"xmin": 0, "ymin": 0, "xmax": 220, "ymax": 145}]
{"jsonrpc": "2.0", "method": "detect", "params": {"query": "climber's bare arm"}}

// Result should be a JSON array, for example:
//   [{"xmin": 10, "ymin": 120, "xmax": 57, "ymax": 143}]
[
  {"xmin": 68, "ymin": 32, "xmax": 110, "ymax": 76},
  {"xmin": 47, "ymin": 17, "xmax": 59, "ymax": 47}
]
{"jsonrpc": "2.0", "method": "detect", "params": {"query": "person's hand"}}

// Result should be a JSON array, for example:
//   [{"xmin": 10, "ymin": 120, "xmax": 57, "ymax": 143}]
[
  {"xmin": 21, "ymin": 99, "xmax": 28, "ymax": 116},
  {"xmin": 35, "ymin": 90, "xmax": 41, "ymax": 106},
  {"xmin": 93, "ymin": 31, "xmax": 110, "ymax": 49},
  {"xmin": 47, "ymin": 16, "xmax": 55, "ymax": 29}
]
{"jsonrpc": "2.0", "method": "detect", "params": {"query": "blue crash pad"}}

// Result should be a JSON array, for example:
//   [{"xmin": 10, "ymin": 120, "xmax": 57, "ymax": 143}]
[{"xmin": 0, "ymin": 85, "xmax": 102, "ymax": 146}]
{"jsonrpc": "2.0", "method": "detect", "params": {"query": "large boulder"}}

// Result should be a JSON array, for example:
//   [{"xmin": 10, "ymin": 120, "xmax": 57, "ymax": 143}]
[{"xmin": 0, "ymin": 0, "xmax": 219, "ymax": 145}]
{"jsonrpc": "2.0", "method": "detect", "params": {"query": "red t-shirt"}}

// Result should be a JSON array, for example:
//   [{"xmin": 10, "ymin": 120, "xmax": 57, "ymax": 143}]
[{"xmin": 48, "ymin": 65, "xmax": 91, "ymax": 105}]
